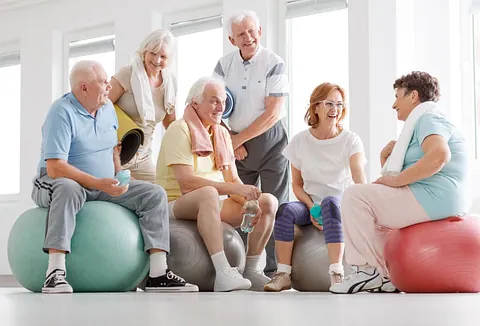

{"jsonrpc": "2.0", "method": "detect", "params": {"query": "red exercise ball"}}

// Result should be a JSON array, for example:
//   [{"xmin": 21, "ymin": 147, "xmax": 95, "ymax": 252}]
[{"xmin": 384, "ymin": 215, "xmax": 480, "ymax": 293}]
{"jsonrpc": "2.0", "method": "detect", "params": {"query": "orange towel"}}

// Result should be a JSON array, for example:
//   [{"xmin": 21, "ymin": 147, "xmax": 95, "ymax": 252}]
[{"xmin": 183, "ymin": 105, "xmax": 235, "ymax": 171}]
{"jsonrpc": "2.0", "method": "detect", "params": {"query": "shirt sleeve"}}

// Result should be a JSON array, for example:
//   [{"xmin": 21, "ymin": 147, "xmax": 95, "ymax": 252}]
[
  {"xmin": 213, "ymin": 59, "xmax": 226, "ymax": 81},
  {"xmin": 163, "ymin": 123, "xmax": 195, "ymax": 167},
  {"xmin": 415, "ymin": 113, "xmax": 452, "ymax": 145},
  {"xmin": 266, "ymin": 56, "xmax": 289, "ymax": 97},
  {"xmin": 282, "ymin": 135, "xmax": 301, "ymax": 170},
  {"xmin": 348, "ymin": 132, "xmax": 367, "ymax": 165},
  {"xmin": 112, "ymin": 66, "xmax": 132, "ymax": 92},
  {"xmin": 42, "ymin": 107, "xmax": 72, "ymax": 161}
]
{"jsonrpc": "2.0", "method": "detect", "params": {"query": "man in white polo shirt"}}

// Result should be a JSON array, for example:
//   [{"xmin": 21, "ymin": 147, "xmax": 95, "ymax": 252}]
[{"xmin": 213, "ymin": 10, "xmax": 289, "ymax": 276}]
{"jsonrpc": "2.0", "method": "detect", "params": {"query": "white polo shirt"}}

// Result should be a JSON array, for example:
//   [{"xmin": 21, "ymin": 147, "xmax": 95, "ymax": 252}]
[{"xmin": 213, "ymin": 45, "xmax": 289, "ymax": 133}]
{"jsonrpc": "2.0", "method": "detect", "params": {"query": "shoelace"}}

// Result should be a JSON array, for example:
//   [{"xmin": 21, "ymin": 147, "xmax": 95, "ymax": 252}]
[
  {"xmin": 166, "ymin": 271, "xmax": 185, "ymax": 282},
  {"xmin": 52, "ymin": 271, "xmax": 66, "ymax": 283},
  {"xmin": 224, "ymin": 267, "xmax": 244, "ymax": 279},
  {"xmin": 270, "ymin": 272, "xmax": 287, "ymax": 284},
  {"xmin": 331, "ymin": 273, "xmax": 343, "ymax": 284}
]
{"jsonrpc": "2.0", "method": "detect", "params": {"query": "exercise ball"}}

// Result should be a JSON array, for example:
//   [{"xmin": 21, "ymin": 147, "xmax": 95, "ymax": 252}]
[
  {"xmin": 167, "ymin": 219, "xmax": 246, "ymax": 291},
  {"xmin": 8, "ymin": 201, "xmax": 149, "ymax": 292},
  {"xmin": 385, "ymin": 215, "xmax": 480, "ymax": 293},
  {"xmin": 222, "ymin": 87, "xmax": 235, "ymax": 119},
  {"xmin": 291, "ymin": 225, "xmax": 350, "ymax": 291}
]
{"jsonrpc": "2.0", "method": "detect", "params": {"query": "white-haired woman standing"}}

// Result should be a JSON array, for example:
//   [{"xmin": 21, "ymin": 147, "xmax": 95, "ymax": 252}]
[{"xmin": 109, "ymin": 29, "xmax": 177, "ymax": 183}]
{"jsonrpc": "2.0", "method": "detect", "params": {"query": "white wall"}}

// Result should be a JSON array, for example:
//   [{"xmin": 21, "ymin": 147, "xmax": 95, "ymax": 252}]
[{"xmin": 0, "ymin": 0, "xmax": 478, "ymax": 276}]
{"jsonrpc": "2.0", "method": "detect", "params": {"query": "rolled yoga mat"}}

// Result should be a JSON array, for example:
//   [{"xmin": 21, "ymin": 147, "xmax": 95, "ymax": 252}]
[{"xmin": 114, "ymin": 104, "xmax": 145, "ymax": 165}]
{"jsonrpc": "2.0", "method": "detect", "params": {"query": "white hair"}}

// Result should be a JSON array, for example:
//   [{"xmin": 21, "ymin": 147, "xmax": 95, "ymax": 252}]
[
  {"xmin": 69, "ymin": 60, "xmax": 103, "ymax": 89},
  {"xmin": 136, "ymin": 29, "xmax": 175, "ymax": 61},
  {"xmin": 226, "ymin": 10, "xmax": 261, "ymax": 37},
  {"xmin": 186, "ymin": 76, "xmax": 225, "ymax": 105}
]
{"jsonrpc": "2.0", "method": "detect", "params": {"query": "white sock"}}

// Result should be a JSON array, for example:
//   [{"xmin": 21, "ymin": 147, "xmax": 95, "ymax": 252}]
[
  {"xmin": 245, "ymin": 255, "xmax": 261, "ymax": 272},
  {"xmin": 329, "ymin": 263, "xmax": 344, "ymax": 275},
  {"xmin": 149, "ymin": 252, "xmax": 168, "ymax": 278},
  {"xmin": 46, "ymin": 253, "xmax": 66, "ymax": 277},
  {"xmin": 277, "ymin": 263, "xmax": 292, "ymax": 275},
  {"xmin": 211, "ymin": 251, "xmax": 230, "ymax": 272}
]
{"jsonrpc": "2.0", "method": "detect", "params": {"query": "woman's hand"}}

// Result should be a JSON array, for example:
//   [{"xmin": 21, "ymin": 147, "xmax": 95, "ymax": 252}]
[
  {"xmin": 373, "ymin": 175, "xmax": 402, "ymax": 188},
  {"xmin": 310, "ymin": 215, "xmax": 323, "ymax": 231}
]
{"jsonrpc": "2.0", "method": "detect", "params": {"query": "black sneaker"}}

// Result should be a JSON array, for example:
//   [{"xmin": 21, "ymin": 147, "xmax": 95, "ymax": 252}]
[
  {"xmin": 42, "ymin": 269, "xmax": 73, "ymax": 294},
  {"xmin": 145, "ymin": 269, "xmax": 199, "ymax": 292}
]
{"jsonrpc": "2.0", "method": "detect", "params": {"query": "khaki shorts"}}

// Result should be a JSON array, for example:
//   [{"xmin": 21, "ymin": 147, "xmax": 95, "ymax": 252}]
[{"xmin": 168, "ymin": 196, "xmax": 227, "ymax": 220}]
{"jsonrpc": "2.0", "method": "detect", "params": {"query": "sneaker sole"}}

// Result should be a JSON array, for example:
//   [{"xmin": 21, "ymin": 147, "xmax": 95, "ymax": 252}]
[
  {"xmin": 42, "ymin": 286, "xmax": 73, "ymax": 294},
  {"xmin": 145, "ymin": 285, "xmax": 199, "ymax": 293},
  {"xmin": 264, "ymin": 285, "xmax": 291, "ymax": 292},
  {"xmin": 214, "ymin": 281, "xmax": 252, "ymax": 292}
]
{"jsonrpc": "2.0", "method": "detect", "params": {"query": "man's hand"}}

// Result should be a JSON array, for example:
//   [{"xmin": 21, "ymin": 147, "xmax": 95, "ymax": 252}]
[
  {"xmin": 95, "ymin": 178, "xmax": 129, "ymax": 196},
  {"xmin": 240, "ymin": 204, "xmax": 263, "ymax": 226},
  {"xmin": 231, "ymin": 184, "xmax": 261, "ymax": 200},
  {"xmin": 234, "ymin": 145, "xmax": 248, "ymax": 161},
  {"xmin": 231, "ymin": 134, "xmax": 243, "ymax": 150},
  {"xmin": 381, "ymin": 140, "xmax": 396, "ymax": 162}
]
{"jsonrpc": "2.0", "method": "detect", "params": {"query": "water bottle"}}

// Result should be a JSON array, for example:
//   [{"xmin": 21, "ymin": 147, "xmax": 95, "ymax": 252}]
[
  {"xmin": 310, "ymin": 204, "xmax": 323, "ymax": 226},
  {"xmin": 241, "ymin": 200, "xmax": 258, "ymax": 233},
  {"xmin": 115, "ymin": 169, "xmax": 131, "ymax": 186}
]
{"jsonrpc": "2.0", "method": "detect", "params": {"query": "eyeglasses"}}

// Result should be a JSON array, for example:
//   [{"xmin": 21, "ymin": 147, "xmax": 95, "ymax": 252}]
[{"xmin": 317, "ymin": 100, "xmax": 345, "ymax": 110}]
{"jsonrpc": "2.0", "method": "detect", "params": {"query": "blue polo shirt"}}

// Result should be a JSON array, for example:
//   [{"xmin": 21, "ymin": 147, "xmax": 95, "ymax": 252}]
[
  {"xmin": 37, "ymin": 93, "xmax": 118, "ymax": 179},
  {"xmin": 404, "ymin": 112, "xmax": 470, "ymax": 220}
]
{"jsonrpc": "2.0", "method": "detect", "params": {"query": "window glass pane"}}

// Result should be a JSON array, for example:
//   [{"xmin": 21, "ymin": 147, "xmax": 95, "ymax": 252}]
[
  {"xmin": 176, "ymin": 28, "xmax": 223, "ymax": 116},
  {"xmin": 0, "ymin": 64, "xmax": 21, "ymax": 195},
  {"xmin": 288, "ymin": 9, "xmax": 349, "ymax": 137}
]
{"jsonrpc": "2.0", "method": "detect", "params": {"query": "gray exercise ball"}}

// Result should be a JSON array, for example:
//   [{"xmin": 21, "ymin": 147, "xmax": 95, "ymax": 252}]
[
  {"xmin": 167, "ymin": 219, "xmax": 246, "ymax": 291},
  {"xmin": 291, "ymin": 225, "xmax": 350, "ymax": 292}
]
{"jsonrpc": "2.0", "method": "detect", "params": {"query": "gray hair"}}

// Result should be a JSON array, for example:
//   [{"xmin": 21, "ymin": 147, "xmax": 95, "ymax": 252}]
[
  {"xmin": 226, "ymin": 10, "xmax": 261, "ymax": 37},
  {"xmin": 69, "ymin": 60, "xmax": 103, "ymax": 89},
  {"xmin": 186, "ymin": 76, "xmax": 225, "ymax": 105},
  {"xmin": 136, "ymin": 29, "xmax": 175, "ymax": 61}
]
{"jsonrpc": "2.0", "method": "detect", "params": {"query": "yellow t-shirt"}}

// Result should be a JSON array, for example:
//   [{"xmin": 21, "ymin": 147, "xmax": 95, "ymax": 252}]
[{"xmin": 156, "ymin": 119, "xmax": 233, "ymax": 202}]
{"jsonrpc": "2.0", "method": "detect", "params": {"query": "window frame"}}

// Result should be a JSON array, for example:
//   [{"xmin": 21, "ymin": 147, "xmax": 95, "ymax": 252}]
[{"xmin": 63, "ymin": 25, "xmax": 115, "ymax": 93}]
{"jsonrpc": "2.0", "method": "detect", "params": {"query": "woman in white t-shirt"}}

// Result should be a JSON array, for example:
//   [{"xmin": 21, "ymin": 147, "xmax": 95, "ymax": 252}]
[
  {"xmin": 108, "ymin": 29, "xmax": 177, "ymax": 183},
  {"xmin": 264, "ymin": 82, "xmax": 367, "ymax": 292}
]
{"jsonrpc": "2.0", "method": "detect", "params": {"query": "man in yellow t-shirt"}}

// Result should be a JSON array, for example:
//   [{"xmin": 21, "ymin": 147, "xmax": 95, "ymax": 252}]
[{"xmin": 156, "ymin": 76, "xmax": 278, "ymax": 292}]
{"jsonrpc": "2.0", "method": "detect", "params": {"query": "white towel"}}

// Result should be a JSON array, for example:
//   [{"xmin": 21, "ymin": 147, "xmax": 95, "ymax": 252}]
[
  {"xmin": 130, "ymin": 53, "xmax": 176, "ymax": 125},
  {"xmin": 380, "ymin": 101, "xmax": 437, "ymax": 176}
]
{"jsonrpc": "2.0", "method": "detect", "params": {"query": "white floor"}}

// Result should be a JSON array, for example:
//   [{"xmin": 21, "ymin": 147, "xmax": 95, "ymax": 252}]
[{"xmin": 1, "ymin": 288, "xmax": 479, "ymax": 326}]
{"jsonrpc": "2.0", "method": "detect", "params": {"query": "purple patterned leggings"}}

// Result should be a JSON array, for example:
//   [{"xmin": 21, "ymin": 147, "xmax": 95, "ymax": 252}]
[{"xmin": 273, "ymin": 196, "xmax": 344, "ymax": 244}]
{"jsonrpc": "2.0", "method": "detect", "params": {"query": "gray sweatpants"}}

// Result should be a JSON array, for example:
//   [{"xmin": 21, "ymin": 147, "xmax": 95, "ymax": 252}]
[
  {"xmin": 235, "ymin": 119, "xmax": 290, "ymax": 274},
  {"xmin": 31, "ymin": 169, "xmax": 170, "ymax": 254}
]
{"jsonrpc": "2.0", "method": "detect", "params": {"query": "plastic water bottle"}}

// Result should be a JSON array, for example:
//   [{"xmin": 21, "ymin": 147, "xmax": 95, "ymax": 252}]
[
  {"xmin": 310, "ymin": 204, "xmax": 323, "ymax": 226},
  {"xmin": 241, "ymin": 200, "xmax": 258, "ymax": 233},
  {"xmin": 115, "ymin": 170, "xmax": 131, "ymax": 186}
]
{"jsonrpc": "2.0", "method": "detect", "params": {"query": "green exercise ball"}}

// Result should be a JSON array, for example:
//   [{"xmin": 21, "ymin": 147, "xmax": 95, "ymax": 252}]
[{"xmin": 8, "ymin": 201, "xmax": 149, "ymax": 292}]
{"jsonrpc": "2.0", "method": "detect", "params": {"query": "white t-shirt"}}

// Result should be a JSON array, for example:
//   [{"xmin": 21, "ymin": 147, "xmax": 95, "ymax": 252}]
[
  {"xmin": 213, "ymin": 45, "xmax": 289, "ymax": 133},
  {"xmin": 283, "ymin": 128, "xmax": 365, "ymax": 204}
]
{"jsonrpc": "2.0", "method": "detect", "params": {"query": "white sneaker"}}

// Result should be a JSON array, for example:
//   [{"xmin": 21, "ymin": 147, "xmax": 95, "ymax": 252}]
[
  {"xmin": 243, "ymin": 269, "xmax": 271, "ymax": 291},
  {"xmin": 329, "ymin": 266, "xmax": 382, "ymax": 294},
  {"xmin": 368, "ymin": 277, "xmax": 399, "ymax": 293},
  {"xmin": 214, "ymin": 267, "xmax": 252, "ymax": 292}
]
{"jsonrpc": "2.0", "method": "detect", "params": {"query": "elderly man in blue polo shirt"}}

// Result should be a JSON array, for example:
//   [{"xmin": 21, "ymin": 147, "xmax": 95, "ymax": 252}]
[
  {"xmin": 31, "ymin": 60, "xmax": 198, "ymax": 294},
  {"xmin": 213, "ymin": 10, "xmax": 289, "ymax": 276}
]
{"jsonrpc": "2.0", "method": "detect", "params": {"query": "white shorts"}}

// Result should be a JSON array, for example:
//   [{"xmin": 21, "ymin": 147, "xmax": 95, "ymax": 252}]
[{"xmin": 168, "ymin": 196, "xmax": 227, "ymax": 220}]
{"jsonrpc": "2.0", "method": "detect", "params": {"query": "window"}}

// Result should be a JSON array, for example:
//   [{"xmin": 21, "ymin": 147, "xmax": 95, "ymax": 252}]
[
  {"xmin": 286, "ymin": 1, "xmax": 349, "ymax": 138},
  {"xmin": 0, "ymin": 52, "xmax": 21, "ymax": 195},
  {"xmin": 67, "ymin": 35, "xmax": 115, "ymax": 89},
  {"xmin": 172, "ymin": 16, "xmax": 223, "ymax": 115},
  {"xmin": 473, "ymin": 14, "xmax": 480, "ymax": 158}
]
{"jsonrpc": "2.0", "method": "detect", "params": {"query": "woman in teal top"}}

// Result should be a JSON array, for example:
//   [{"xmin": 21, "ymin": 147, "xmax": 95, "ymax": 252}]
[{"xmin": 329, "ymin": 71, "xmax": 470, "ymax": 295}]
